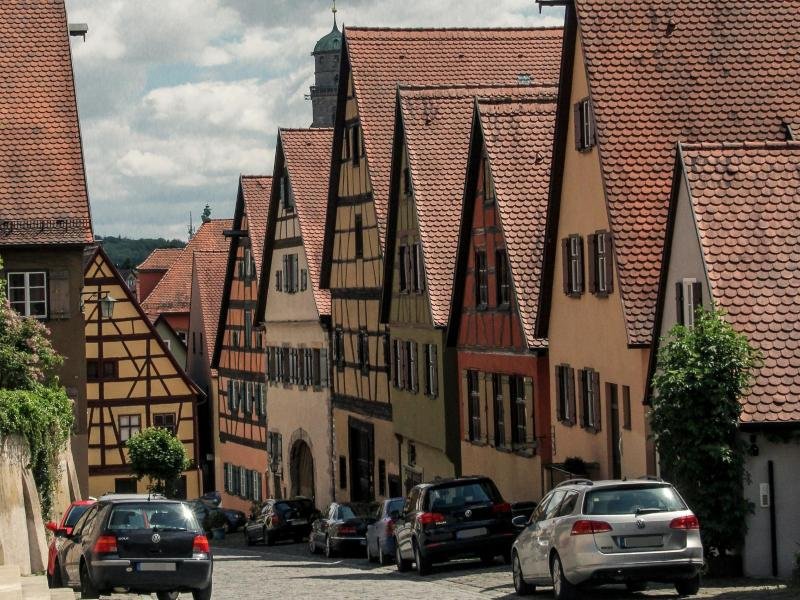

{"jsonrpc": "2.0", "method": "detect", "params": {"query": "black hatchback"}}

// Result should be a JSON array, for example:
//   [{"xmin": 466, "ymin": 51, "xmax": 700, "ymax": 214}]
[
  {"xmin": 394, "ymin": 476, "xmax": 516, "ymax": 575},
  {"xmin": 244, "ymin": 498, "xmax": 317, "ymax": 546},
  {"xmin": 54, "ymin": 496, "xmax": 213, "ymax": 600}
]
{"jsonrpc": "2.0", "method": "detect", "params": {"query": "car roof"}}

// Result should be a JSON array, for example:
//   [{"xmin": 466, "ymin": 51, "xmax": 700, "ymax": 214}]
[
  {"xmin": 418, "ymin": 475, "xmax": 493, "ymax": 489},
  {"xmin": 555, "ymin": 478, "xmax": 673, "ymax": 492},
  {"xmin": 98, "ymin": 493, "xmax": 177, "ymax": 504}
]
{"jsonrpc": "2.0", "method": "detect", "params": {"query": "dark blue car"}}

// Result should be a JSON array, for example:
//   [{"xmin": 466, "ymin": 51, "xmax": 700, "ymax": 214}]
[{"xmin": 366, "ymin": 497, "xmax": 404, "ymax": 565}]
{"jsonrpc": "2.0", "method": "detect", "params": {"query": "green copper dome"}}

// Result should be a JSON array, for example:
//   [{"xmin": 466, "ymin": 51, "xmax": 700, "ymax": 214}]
[{"xmin": 314, "ymin": 24, "xmax": 341, "ymax": 54}]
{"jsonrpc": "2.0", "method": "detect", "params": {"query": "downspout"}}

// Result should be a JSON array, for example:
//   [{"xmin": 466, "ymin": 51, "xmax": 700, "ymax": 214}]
[{"xmin": 768, "ymin": 460, "xmax": 778, "ymax": 577}]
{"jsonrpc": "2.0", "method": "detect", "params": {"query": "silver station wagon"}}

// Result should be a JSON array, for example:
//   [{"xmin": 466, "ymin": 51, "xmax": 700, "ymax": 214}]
[{"xmin": 511, "ymin": 479, "xmax": 703, "ymax": 599}]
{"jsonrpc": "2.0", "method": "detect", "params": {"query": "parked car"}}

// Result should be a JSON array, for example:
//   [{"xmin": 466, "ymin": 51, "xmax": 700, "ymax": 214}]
[
  {"xmin": 244, "ymin": 498, "xmax": 317, "ymax": 546},
  {"xmin": 189, "ymin": 499, "xmax": 246, "ymax": 533},
  {"xmin": 394, "ymin": 476, "xmax": 516, "ymax": 575},
  {"xmin": 46, "ymin": 499, "xmax": 96, "ymax": 588},
  {"xmin": 308, "ymin": 502, "xmax": 378, "ymax": 558},
  {"xmin": 510, "ymin": 479, "xmax": 703, "ymax": 599},
  {"xmin": 366, "ymin": 497, "xmax": 404, "ymax": 565},
  {"xmin": 52, "ymin": 495, "xmax": 213, "ymax": 600}
]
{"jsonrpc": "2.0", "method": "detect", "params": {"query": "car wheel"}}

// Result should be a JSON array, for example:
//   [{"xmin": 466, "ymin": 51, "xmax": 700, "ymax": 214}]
[
  {"xmin": 156, "ymin": 592, "xmax": 179, "ymax": 600},
  {"xmin": 395, "ymin": 539, "xmax": 411, "ymax": 572},
  {"xmin": 675, "ymin": 575, "xmax": 701, "ymax": 597},
  {"xmin": 245, "ymin": 529, "xmax": 254, "ymax": 546},
  {"xmin": 512, "ymin": 552, "xmax": 535, "ymax": 596},
  {"xmin": 308, "ymin": 536, "xmax": 318, "ymax": 554},
  {"xmin": 551, "ymin": 554, "xmax": 577, "ymax": 600},
  {"xmin": 79, "ymin": 561, "xmax": 99, "ymax": 600},
  {"xmin": 265, "ymin": 530, "xmax": 275, "ymax": 547},
  {"xmin": 192, "ymin": 583, "xmax": 212, "ymax": 600},
  {"xmin": 626, "ymin": 582, "xmax": 648, "ymax": 593},
  {"xmin": 48, "ymin": 560, "xmax": 64, "ymax": 589},
  {"xmin": 325, "ymin": 535, "xmax": 335, "ymax": 558},
  {"xmin": 413, "ymin": 541, "xmax": 431, "ymax": 576}
]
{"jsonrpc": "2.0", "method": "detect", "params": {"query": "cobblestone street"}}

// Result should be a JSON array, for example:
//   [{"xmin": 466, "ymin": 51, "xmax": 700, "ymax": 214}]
[{"xmin": 173, "ymin": 537, "xmax": 797, "ymax": 600}]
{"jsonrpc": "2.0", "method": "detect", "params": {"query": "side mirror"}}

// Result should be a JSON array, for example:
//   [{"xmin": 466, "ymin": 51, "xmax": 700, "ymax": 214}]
[
  {"xmin": 57, "ymin": 528, "xmax": 73, "ymax": 539},
  {"xmin": 512, "ymin": 515, "xmax": 528, "ymax": 529},
  {"xmin": 45, "ymin": 521, "xmax": 58, "ymax": 533}
]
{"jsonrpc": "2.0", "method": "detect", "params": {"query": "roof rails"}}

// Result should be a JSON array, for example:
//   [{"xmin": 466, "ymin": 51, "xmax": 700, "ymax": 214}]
[
  {"xmin": 556, "ymin": 478, "xmax": 594, "ymax": 488},
  {"xmin": 636, "ymin": 475, "xmax": 663, "ymax": 482}
]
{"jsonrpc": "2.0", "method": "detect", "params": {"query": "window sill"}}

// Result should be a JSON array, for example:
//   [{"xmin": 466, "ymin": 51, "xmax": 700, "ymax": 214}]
[
  {"xmin": 494, "ymin": 445, "xmax": 513, "ymax": 454},
  {"xmin": 466, "ymin": 439, "xmax": 488, "ymax": 447},
  {"xmin": 558, "ymin": 419, "xmax": 575, "ymax": 427},
  {"xmin": 513, "ymin": 446, "xmax": 535, "ymax": 458}
]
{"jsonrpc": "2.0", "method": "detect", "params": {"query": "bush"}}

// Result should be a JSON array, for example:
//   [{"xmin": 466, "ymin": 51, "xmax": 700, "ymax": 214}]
[{"xmin": 126, "ymin": 427, "xmax": 190, "ymax": 496}]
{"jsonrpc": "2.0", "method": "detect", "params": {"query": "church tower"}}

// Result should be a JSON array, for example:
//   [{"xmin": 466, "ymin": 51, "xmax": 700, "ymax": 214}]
[{"xmin": 310, "ymin": 3, "xmax": 342, "ymax": 128}]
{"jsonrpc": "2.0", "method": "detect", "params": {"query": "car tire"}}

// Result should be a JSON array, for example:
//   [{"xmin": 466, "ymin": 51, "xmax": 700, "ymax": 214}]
[
  {"xmin": 675, "ymin": 575, "xmax": 701, "ymax": 597},
  {"xmin": 413, "ymin": 541, "xmax": 431, "ymax": 576},
  {"xmin": 48, "ymin": 560, "xmax": 64, "ymax": 589},
  {"xmin": 192, "ymin": 583, "xmax": 212, "ymax": 600},
  {"xmin": 395, "ymin": 540, "xmax": 412, "ymax": 572},
  {"xmin": 325, "ymin": 535, "xmax": 335, "ymax": 558},
  {"xmin": 512, "ymin": 552, "xmax": 535, "ymax": 596},
  {"xmin": 156, "ymin": 592, "xmax": 179, "ymax": 600},
  {"xmin": 265, "ymin": 530, "xmax": 275, "ymax": 547},
  {"xmin": 627, "ymin": 582, "xmax": 648, "ymax": 592},
  {"xmin": 245, "ymin": 529, "xmax": 254, "ymax": 546},
  {"xmin": 308, "ymin": 536, "xmax": 318, "ymax": 554},
  {"xmin": 79, "ymin": 561, "xmax": 99, "ymax": 600},
  {"xmin": 551, "ymin": 554, "xmax": 577, "ymax": 600}
]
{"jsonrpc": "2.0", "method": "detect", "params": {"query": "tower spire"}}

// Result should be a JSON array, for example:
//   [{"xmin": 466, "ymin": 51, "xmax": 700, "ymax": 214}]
[{"xmin": 332, "ymin": 0, "xmax": 338, "ymax": 28}]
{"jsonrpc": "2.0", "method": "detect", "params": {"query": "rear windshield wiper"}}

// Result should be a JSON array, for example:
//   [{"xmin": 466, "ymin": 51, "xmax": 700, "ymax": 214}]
[{"xmin": 634, "ymin": 508, "xmax": 666, "ymax": 515}]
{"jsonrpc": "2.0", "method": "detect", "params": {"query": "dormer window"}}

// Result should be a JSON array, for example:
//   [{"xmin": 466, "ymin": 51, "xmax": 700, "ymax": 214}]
[
  {"xmin": 676, "ymin": 278, "xmax": 703, "ymax": 327},
  {"xmin": 589, "ymin": 230, "xmax": 613, "ymax": 297},
  {"xmin": 281, "ymin": 170, "xmax": 293, "ymax": 212},
  {"xmin": 574, "ymin": 97, "xmax": 596, "ymax": 152},
  {"xmin": 562, "ymin": 234, "xmax": 584, "ymax": 297},
  {"xmin": 403, "ymin": 165, "xmax": 413, "ymax": 196}
]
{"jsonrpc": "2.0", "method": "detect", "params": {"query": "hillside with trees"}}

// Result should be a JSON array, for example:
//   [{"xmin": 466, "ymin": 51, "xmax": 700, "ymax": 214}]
[{"xmin": 98, "ymin": 235, "xmax": 185, "ymax": 269}]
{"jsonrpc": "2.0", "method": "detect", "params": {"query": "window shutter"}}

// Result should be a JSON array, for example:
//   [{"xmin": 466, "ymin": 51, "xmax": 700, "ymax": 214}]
[
  {"xmin": 227, "ymin": 380, "xmax": 233, "ymax": 411},
  {"xmin": 578, "ymin": 369, "xmax": 588, "ymax": 428},
  {"xmin": 276, "ymin": 270, "xmax": 282, "ymax": 292},
  {"xmin": 561, "ymin": 238, "xmax": 571, "ymax": 294},
  {"xmin": 410, "ymin": 341, "xmax": 418, "ymax": 393},
  {"xmin": 568, "ymin": 367, "xmax": 577, "ymax": 425},
  {"xmin": 588, "ymin": 233, "xmax": 597, "ymax": 294},
  {"xmin": 604, "ymin": 233, "xmax": 614, "ymax": 293},
  {"xmin": 430, "ymin": 344, "xmax": 438, "ymax": 398},
  {"xmin": 555, "ymin": 367, "xmax": 564, "ymax": 421},
  {"xmin": 576, "ymin": 236, "xmax": 585, "ymax": 293},
  {"xmin": 675, "ymin": 281, "xmax": 685, "ymax": 325},
  {"xmin": 282, "ymin": 347, "xmax": 289, "ymax": 383},
  {"xmin": 573, "ymin": 101, "xmax": 583, "ymax": 150},
  {"xmin": 592, "ymin": 370, "xmax": 601, "ymax": 432},
  {"xmin": 301, "ymin": 269, "xmax": 308, "ymax": 291},
  {"xmin": 399, "ymin": 341, "xmax": 406, "ymax": 390},
  {"xmin": 390, "ymin": 340, "xmax": 397, "ymax": 387},
  {"xmin": 282, "ymin": 255, "xmax": 288, "ymax": 292},
  {"xmin": 320, "ymin": 349, "xmax": 329, "ymax": 388},
  {"xmin": 413, "ymin": 244, "xmax": 424, "ymax": 292},
  {"xmin": 292, "ymin": 255, "xmax": 299, "ymax": 293},
  {"xmin": 691, "ymin": 281, "xmax": 702, "ymax": 318},
  {"xmin": 587, "ymin": 100, "xmax": 596, "ymax": 147},
  {"xmin": 298, "ymin": 348, "xmax": 306, "ymax": 387}
]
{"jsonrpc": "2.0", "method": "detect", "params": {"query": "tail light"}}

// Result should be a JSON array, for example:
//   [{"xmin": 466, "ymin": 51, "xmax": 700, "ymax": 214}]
[
  {"xmin": 570, "ymin": 520, "xmax": 613, "ymax": 535},
  {"xmin": 417, "ymin": 512, "xmax": 446, "ymax": 526},
  {"xmin": 193, "ymin": 535, "xmax": 211, "ymax": 554},
  {"xmin": 492, "ymin": 502, "xmax": 512, "ymax": 515},
  {"xmin": 339, "ymin": 525, "xmax": 357, "ymax": 535},
  {"xmin": 669, "ymin": 515, "xmax": 700, "ymax": 530},
  {"xmin": 272, "ymin": 514, "xmax": 282, "ymax": 526},
  {"xmin": 93, "ymin": 535, "xmax": 118, "ymax": 554}
]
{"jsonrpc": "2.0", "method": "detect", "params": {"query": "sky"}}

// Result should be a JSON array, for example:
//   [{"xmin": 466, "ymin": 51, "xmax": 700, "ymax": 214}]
[{"xmin": 65, "ymin": 0, "xmax": 564, "ymax": 240}]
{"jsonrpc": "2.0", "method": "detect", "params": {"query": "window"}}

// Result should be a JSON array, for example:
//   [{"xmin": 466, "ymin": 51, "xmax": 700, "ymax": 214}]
[
  {"xmin": 300, "ymin": 269, "xmax": 308, "ymax": 292},
  {"xmin": 268, "ymin": 432, "xmax": 283, "ymax": 468},
  {"xmin": 87, "ymin": 360, "xmax": 98, "ymax": 380},
  {"xmin": 510, "ymin": 375, "xmax": 527, "ymax": 446},
  {"xmin": 474, "ymin": 250, "xmax": 488, "ymax": 309},
  {"xmin": 562, "ymin": 235, "xmax": 584, "ymax": 296},
  {"xmin": 579, "ymin": 368, "xmax": 601, "ymax": 432},
  {"xmin": 288, "ymin": 348, "xmax": 299, "ymax": 384},
  {"xmin": 623, "ymin": 385, "xmax": 632, "ymax": 430},
  {"xmin": 282, "ymin": 254, "xmax": 299, "ymax": 293},
  {"xmin": 556, "ymin": 365, "xmax": 576, "ymax": 425},
  {"xmin": 230, "ymin": 330, "xmax": 240, "ymax": 348},
  {"xmin": 87, "ymin": 360, "xmax": 117, "ymax": 381},
  {"xmin": 407, "ymin": 341, "xmax": 418, "ymax": 393},
  {"xmin": 339, "ymin": 455, "xmax": 347, "ymax": 489},
  {"xmin": 378, "ymin": 460, "xmax": 386, "ymax": 497},
  {"xmin": 242, "ymin": 248, "xmax": 254, "ymax": 281},
  {"xmin": 6, "ymin": 272, "xmax": 47, "ymax": 318},
  {"xmin": 411, "ymin": 243, "xmax": 424, "ymax": 292},
  {"xmin": 154, "ymin": 413, "xmax": 176, "ymax": 435},
  {"xmin": 467, "ymin": 370, "xmax": 481, "ymax": 441},
  {"xmin": 556, "ymin": 491, "xmax": 579, "ymax": 517},
  {"xmin": 351, "ymin": 123, "xmax": 361, "ymax": 165},
  {"xmin": 424, "ymin": 344, "xmax": 438, "ymax": 397},
  {"xmin": 275, "ymin": 268, "xmax": 282, "ymax": 292},
  {"xmin": 244, "ymin": 309, "xmax": 252, "ymax": 348},
  {"xmin": 311, "ymin": 348, "xmax": 328, "ymax": 388},
  {"xmin": 255, "ymin": 383, "xmax": 266, "ymax": 417},
  {"xmin": 492, "ymin": 374, "xmax": 505, "ymax": 447},
  {"xmin": 403, "ymin": 165, "xmax": 412, "ymax": 196},
  {"xmin": 392, "ymin": 339, "xmax": 402, "ymax": 389},
  {"xmin": 358, "ymin": 330, "xmax": 370, "ymax": 375},
  {"xmin": 102, "ymin": 360, "xmax": 117, "ymax": 379},
  {"xmin": 496, "ymin": 249, "xmax": 511, "ymax": 306},
  {"xmin": 676, "ymin": 278, "xmax": 703, "ymax": 327},
  {"xmin": 119, "ymin": 414, "xmax": 141, "ymax": 442},
  {"xmin": 302, "ymin": 348, "xmax": 314, "ymax": 387},
  {"xmin": 574, "ymin": 97, "xmax": 595, "ymax": 151},
  {"xmin": 354, "ymin": 214, "xmax": 364, "ymax": 259},
  {"xmin": 483, "ymin": 154, "xmax": 495, "ymax": 204},
  {"xmin": 398, "ymin": 245, "xmax": 409, "ymax": 293},
  {"xmin": 589, "ymin": 231, "xmax": 613, "ymax": 296},
  {"xmin": 333, "ymin": 328, "xmax": 344, "ymax": 370},
  {"xmin": 281, "ymin": 171, "xmax": 293, "ymax": 212}
]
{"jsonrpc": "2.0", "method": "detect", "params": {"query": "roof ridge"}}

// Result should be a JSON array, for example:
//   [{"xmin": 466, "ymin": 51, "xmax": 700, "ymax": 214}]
[
  {"xmin": 280, "ymin": 127, "xmax": 334, "ymax": 133},
  {"xmin": 681, "ymin": 140, "xmax": 800, "ymax": 152},
  {"xmin": 399, "ymin": 83, "xmax": 557, "ymax": 94},
  {"xmin": 478, "ymin": 95, "xmax": 558, "ymax": 107},
  {"xmin": 345, "ymin": 26, "xmax": 563, "ymax": 32},
  {"xmin": 241, "ymin": 174, "xmax": 272, "ymax": 180}
]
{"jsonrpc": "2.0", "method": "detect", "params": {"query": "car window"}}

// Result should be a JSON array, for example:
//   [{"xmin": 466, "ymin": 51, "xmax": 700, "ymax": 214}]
[
  {"xmin": 404, "ymin": 488, "xmax": 420, "ymax": 515},
  {"xmin": 584, "ymin": 485, "xmax": 687, "ymax": 515},
  {"xmin": 387, "ymin": 499, "xmax": 404, "ymax": 516},
  {"xmin": 107, "ymin": 503, "xmax": 200, "ymax": 532},
  {"xmin": 71, "ymin": 505, "xmax": 98, "ymax": 536},
  {"xmin": 543, "ymin": 490, "xmax": 567, "ymax": 520},
  {"xmin": 376, "ymin": 504, "xmax": 384, "ymax": 519},
  {"xmin": 556, "ymin": 491, "xmax": 579, "ymax": 517},
  {"xmin": 64, "ymin": 504, "xmax": 92, "ymax": 528},
  {"xmin": 426, "ymin": 481, "xmax": 500, "ymax": 512},
  {"xmin": 530, "ymin": 492, "xmax": 552, "ymax": 523}
]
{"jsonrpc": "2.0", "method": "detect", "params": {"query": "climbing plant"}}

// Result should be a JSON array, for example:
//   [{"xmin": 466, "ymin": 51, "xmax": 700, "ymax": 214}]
[
  {"xmin": 126, "ymin": 426, "xmax": 190, "ymax": 496},
  {"xmin": 650, "ymin": 308, "xmax": 760, "ymax": 558}
]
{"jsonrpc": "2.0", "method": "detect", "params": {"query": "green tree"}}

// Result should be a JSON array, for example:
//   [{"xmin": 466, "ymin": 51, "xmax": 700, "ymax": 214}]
[
  {"xmin": 650, "ymin": 308, "xmax": 760, "ymax": 558},
  {"xmin": 126, "ymin": 427, "xmax": 190, "ymax": 496}
]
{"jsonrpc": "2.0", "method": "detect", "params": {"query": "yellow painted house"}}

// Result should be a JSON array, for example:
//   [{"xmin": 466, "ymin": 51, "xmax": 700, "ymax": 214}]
[{"xmin": 84, "ymin": 246, "xmax": 203, "ymax": 498}]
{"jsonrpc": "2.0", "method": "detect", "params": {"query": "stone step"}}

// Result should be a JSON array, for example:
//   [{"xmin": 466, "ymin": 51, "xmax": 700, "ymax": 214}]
[
  {"xmin": 46, "ymin": 590, "xmax": 74, "ymax": 600},
  {"xmin": 0, "ymin": 564, "xmax": 22, "ymax": 600},
  {"xmin": 20, "ymin": 576, "xmax": 48, "ymax": 600}
]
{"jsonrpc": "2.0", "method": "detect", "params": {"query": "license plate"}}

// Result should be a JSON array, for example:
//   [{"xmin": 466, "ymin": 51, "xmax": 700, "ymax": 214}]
[
  {"xmin": 137, "ymin": 562, "xmax": 176, "ymax": 572},
  {"xmin": 622, "ymin": 535, "xmax": 662, "ymax": 549},
  {"xmin": 456, "ymin": 527, "xmax": 488, "ymax": 540},
  {"xmin": 290, "ymin": 519, "xmax": 308, "ymax": 525}
]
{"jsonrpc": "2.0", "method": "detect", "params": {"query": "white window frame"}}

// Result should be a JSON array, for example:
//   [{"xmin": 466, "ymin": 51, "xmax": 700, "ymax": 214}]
[
  {"xmin": 6, "ymin": 271, "xmax": 48, "ymax": 319},
  {"xmin": 682, "ymin": 278, "xmax": 699, "ymax": 328}
]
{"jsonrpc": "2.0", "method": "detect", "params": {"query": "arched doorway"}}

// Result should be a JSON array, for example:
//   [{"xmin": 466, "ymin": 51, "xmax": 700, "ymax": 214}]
[{"xmin": 290, "ymin": 439, "xmax": 315, "ymax": 501}]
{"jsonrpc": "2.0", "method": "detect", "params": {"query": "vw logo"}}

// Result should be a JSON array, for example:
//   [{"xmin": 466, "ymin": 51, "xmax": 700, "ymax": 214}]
[
  {"xmin": 635, "ymin": 518, "xmax": 646, "ymax": 529},
  {"xmin": 151, "ymin": 533, "xmax": 161, "ymax": 543},
  {"xmin": 465, "ymin": 509, "xmax": 472, "ymax": 518}
]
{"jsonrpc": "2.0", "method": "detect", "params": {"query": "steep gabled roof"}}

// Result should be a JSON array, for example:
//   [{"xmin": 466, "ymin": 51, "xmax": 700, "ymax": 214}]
[
  {"xmin": 141, "ymin": 219, "xmax": 231, "ymax": 319},
  {"xmin": 569, "ymin": 0, "xmax": 800, "ymax": 345},
  {"xmin": 0, "ymin": 1, "xmax": 92, "ymax": 246},
  {"xmin": 382, "ymin": 84, "xmax": 556, "ymax": 328},
  {"xmin": 677, "ymin": 141, "xmax": 800, "ymax": 424},
  {"xmin": 321, "ymin": 26, "xmax": 564, "ymax": 287},
  {"xmin": 240, "ymin": 176, "xmax": 271, "ymax": 281},
  {"xmin": 137, "ymin": 248, "xmax": 183, "ymax": 272},
  {"xmin": 192, "ymin": 250, "xmax": 228, "ymax": 362}
]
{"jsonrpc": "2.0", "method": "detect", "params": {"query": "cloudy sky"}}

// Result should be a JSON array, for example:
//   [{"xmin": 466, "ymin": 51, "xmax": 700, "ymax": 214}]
[{"xmin": 66, "ymin": 0, "xmax": 564, "ymax": 240}]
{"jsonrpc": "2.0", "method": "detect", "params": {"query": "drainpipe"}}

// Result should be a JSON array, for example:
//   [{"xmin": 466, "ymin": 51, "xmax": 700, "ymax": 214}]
[{"xmin": 768, "ymin": 460, "xmax": 778, "ymax": 577}]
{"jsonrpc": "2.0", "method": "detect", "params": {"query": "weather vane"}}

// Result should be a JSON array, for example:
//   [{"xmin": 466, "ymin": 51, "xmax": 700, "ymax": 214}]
[{"xmin": 332, "ymin": 0, "xmax": 338, "ymax": 27}]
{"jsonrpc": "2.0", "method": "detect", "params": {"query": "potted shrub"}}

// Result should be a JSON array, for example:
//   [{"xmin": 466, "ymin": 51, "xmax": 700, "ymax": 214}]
[{"xmin": 204, "ymin": 510, "xmax": 227, "ymax": 540}]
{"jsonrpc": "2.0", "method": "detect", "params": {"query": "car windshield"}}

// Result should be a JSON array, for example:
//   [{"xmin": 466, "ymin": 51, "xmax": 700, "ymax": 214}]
[
  {"xmin": 339, "ymin": 503, "xmax": 376, "ymax": 520},
  {"xmin": 426, "ymin": 481, "xmax": 501, "ymax": 512},
  {"xmin": 276, "ymin": 500, "xmax": 313, "ymax": 515},
  {"xmin": 386, "ymin": 499, "xmax": 404, "ymax": 515},
  {"xmin": 584, "ymin": 485, "xmax": 687, "ymax": 515},
  {"xmin": 65, "ymin": 504, "xmax": 91, "ymax": 527},
  {"xmin": 107, "ymin": 502, "xmax": 201, "ymax": 532}
]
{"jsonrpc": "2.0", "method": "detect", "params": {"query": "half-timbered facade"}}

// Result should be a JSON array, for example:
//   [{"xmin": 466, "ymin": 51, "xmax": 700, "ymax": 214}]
[
  {"xmin": 256, "ymin": 128, "xmax": 334, "ymax": 508},
  {"xmin": 212, "ymin": 176, "xmax": 271, "ymax": 512},
  {"xmin": 83, "ymin": 247, "xmax": 202, "ymax": 498},
  {"xmin": 448, "ymin": 97, "xmax": 557, "ymax": 502},
  {"xmin": 320, "ymin": 26, "xmax": 563, "ymax": 502}
]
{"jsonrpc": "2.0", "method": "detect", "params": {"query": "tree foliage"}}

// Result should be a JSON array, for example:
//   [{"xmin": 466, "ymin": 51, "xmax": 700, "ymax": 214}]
[
  {"xmin": 126, "ymin": 427, "xmax": 190, "ymax": 495},
  {"xmin": 97, "ymin": 235, "xmax": 185, "ymax": 270},
  {"xmin": 650, "ymin": 308, "xmax": 760, "ymax": 555}
]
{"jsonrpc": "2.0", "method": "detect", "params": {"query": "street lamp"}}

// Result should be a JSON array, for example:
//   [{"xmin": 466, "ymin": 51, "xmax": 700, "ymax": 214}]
[{"xmin": 100, "ymin": 293, "xmax": 117, "ymax": 319}]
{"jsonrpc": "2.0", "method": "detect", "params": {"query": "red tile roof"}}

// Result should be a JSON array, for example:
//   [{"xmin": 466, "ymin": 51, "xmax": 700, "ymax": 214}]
[
  {"xmin": 324, "ymin": 27, "xmax": 563, "ymax": 266},
  {"xmin": 137, "ymin": 248, "xmax": 183, "ymax": 271},
  {"xmin": 479, "ymin": 97, "xmax": 557, "ymax": 349},
  {"xmin": 575, "ymin": 0, "xmax": 800, "ymax": 345},
  {"xmin": 279, "ymin": 129, "xmax": 333, "ymax": 315},
  {"xmin": 397, "ymin": 85, "xmax": 556, "ymax": 328},
  {"xmin": 240, "ymin": 176, "xmax": 271, "ymax": 282},
  {"xmin": 0, "ymin": 1, "xmax": 92, "ymax": 246},
  {"xmin": 142, "ymin": 219, "xmax": 231, "ymax": 319},
  {"xmin": 680, "ymin": 141, "xmax": 800, "ymax": 424},
  {"xmin": 192, "ymin": 250, "xmax": 228, "ymax": 361}
]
